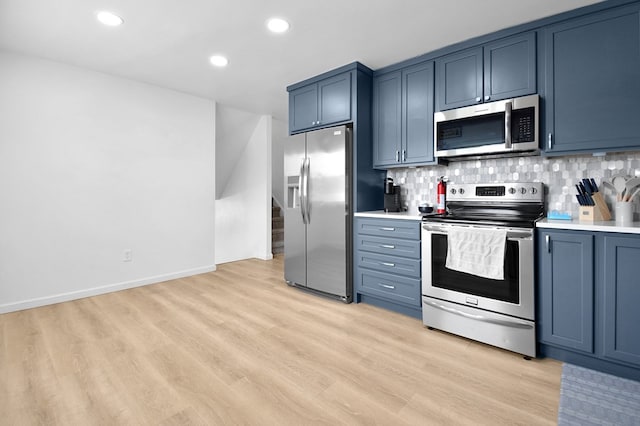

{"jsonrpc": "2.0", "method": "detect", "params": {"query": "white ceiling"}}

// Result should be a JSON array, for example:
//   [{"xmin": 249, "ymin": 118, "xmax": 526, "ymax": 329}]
[{"xmin": 0, "ymin": 0, "xmax": 603, "ymax": 121}]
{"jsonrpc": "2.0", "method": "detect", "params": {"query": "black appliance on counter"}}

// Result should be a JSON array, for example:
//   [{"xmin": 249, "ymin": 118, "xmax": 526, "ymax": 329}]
[{"xmin": 383, "ymin": 178, "xmax": 402, "ymax": 212}]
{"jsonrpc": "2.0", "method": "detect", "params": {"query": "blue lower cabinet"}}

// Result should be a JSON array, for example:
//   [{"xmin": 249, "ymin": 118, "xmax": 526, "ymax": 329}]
[
  {"xmin": 602, "ymin": 235, "xmax": 640, "ymax": 367},
  {"xmin": 354, "ymin": 217, "xmax": 421, "ymax": 317},
  {"xmin": 537, "ymin": 228, "xmax": 640, "ymax": 380},
  {"xmin": 356, "ymin": 269, "xmax": 421, "ymax": 307},
  {"xmin": 537, "ymin": 230, "xmax": 594, "ymax": 353}
]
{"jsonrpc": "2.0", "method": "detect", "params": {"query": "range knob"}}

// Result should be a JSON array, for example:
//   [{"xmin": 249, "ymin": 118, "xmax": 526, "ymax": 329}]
[
  {"xmin": 530, "ymin": 187, "xmax": 538, "ymax": 194},
  {"xmin": 508, "ymin": 187, "xmax": 516, "ymax": 194},
  {"xmin": 520, "ymin": 187, "xmax": 527, "ymax": 194},
  {"xmin": 459, "ymin": 188, "xmax": 465, "ymax": 195},
  {"xmin": 450, "ymin": 188, "xmax": 457, "ymax": 195}
]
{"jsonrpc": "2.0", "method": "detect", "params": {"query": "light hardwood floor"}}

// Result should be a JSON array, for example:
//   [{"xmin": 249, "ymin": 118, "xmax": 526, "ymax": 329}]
[{"xmin": 1, "ymin": 256, "xmax": 562, "ymax": 425}]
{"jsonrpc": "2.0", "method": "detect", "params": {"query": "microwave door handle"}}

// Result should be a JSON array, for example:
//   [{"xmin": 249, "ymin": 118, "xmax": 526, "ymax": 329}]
[{"xmin": 504, "ymin": 101, "xmax": 512, "ymax": 149}]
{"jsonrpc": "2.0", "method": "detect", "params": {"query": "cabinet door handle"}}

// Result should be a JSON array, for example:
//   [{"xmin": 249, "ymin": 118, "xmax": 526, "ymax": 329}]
[
  {"xmin": 475, "ymin": 96, "xmax": 482, "ymax": 103},
  {"xmin": 378, "ymin": 283, "xmax": 395, "ymax": 289},
  {"xmin": 395, "ymin": 150, "xmax": 400, "ymax": 162},
  {"xmin": 380, "ymin": 244, "xmax": 395, "ymax": 249},
  {"xmin": 484, "ymin": 95, "xmax": 490, "ymax": 101},
  {"xmin": 402, "ymin": 150, "xmax": 406, "ymax": 162},
  {"xmin": 380, "ymin": 262, "xmax": 395, "ymax": 267},
  {"xmin": 380, "ymin": 227, "xmax": 395, "ymax": 231},
  {"xmin": 548, "ymin": 133, "xmax": 553, "ymax": 150},
  {"xmin": 545, "ymin": 234, "xmax": 550, "ymax": 253}
]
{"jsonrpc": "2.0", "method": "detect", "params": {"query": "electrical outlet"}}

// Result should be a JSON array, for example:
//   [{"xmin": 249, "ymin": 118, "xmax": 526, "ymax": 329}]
[{"xmin": 123, "ymin": 249, "xmax": 132, "ymax": 262}]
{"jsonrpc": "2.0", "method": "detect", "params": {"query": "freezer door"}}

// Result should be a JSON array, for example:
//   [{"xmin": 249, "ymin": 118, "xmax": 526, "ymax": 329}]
[
  {"xmin": 305, "ymin": 126, "xmax": 350, "ymax": 297},
  {"xmin": 284, "ymin": 133, "xmax": 306, "ymax": 287}
]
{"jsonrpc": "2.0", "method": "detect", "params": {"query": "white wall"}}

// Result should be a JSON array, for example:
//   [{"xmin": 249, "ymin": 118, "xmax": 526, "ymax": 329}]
[
  {"xmin": 215, "ymin": 107, "xmax": 261, "ymax": 200},
  {"xmin": 215, "ymin": 107, "xmax": 272, "ymax": 264},
  {"xmin": 271, "ymin": 118, "xmax": 287, "ymax": 209},
  {"xmin": 0, "ymin": 51, "xmax": 216, "ymax": 313}
]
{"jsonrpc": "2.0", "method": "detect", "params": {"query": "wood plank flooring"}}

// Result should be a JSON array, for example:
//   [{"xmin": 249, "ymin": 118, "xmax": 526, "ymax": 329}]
[{"xmin": 0, "ymin": 256, "xmax": 562, "ymax": 425}]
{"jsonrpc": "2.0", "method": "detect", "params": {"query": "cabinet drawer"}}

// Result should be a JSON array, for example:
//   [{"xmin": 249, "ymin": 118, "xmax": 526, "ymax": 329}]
[
  {"xmin": 356, "ymin": 269, "xmax": 421, "ymax": 307},
  {"xmin": 355, "ymin": 218, "xmax": 420, "ymax": 240},
  {"xmin": 356, "ymin": 251, "xmax": 421, "ymax": 278},
  {"xmin": 355, "ymin": 234, "xmax": 420, "ymax": 259}
]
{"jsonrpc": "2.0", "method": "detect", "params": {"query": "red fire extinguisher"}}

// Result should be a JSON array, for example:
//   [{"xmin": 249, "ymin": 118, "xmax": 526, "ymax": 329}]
[{"xmin": 436, "ymin": 176, "xmax": 447, "ymax": 214}]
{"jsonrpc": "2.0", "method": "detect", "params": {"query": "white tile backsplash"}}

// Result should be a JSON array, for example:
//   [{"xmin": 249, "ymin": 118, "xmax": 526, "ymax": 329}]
[{"xmin": 387, "ymin": 152, "xmax": 640, "ymax": 219}]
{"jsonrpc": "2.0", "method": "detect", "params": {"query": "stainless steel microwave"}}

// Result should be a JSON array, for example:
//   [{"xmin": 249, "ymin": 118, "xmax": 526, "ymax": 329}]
[{"xmin": 434, "ymin": 94, "xmax": 539, "ymax": 158}]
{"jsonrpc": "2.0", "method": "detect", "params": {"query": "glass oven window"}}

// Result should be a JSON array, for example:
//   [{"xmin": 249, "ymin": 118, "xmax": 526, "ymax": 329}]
[{"xmin": 431, "ymin": 234, "xmax": 519, "ymax": 303}]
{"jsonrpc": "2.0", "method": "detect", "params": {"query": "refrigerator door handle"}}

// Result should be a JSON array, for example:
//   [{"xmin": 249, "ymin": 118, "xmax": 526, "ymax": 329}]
[
  {"xmin": 299, "ymin": 159, "xmax": 307, "ymax": 224},
  {"xmin": 303, "ymin": 157, "xmax": 310, "ymax": 224}
]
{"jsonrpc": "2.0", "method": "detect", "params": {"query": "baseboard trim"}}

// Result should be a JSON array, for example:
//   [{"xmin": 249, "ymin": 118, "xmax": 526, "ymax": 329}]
[{"xmin": 0, "ymin": 264, "xmax": 217, "ymax": 314}]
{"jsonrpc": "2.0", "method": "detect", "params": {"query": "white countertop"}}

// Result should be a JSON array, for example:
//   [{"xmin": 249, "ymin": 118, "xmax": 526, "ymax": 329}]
[
  {"xmin": 354, "ymin": 210, "xmax": 423, "ymax": 221},
  {"xmin": 537, "ymin": 218, "xmax": 640, "ymax": 234}
]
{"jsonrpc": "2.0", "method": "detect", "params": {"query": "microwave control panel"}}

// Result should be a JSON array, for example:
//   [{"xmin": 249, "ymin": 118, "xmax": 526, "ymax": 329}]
[{"xmin": 512, "ymin": 107, "xmax": 535, "ymax": 142}]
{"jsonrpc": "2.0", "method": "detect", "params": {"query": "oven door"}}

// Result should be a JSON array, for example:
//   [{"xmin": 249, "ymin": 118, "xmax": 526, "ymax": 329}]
[{"xmin": 421, "ymin": 222, "xmax": 534, "ymax": 321}]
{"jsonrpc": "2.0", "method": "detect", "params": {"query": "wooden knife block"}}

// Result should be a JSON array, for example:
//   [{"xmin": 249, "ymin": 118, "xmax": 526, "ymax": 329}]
[{"xmin": 579, "ymin": 192, "xmax": 612, "ymax": 222}]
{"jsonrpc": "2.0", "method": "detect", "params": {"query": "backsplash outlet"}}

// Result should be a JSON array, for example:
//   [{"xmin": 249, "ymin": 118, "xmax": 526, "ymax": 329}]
[{"xmin": 387, "ymin": 152, "xmax": 640, "ymax": 220}]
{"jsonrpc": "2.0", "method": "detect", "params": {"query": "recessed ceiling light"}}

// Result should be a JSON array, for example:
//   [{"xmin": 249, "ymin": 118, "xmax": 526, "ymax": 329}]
[
  {"xmin": 209, "ymin": 55, "xmax": 229, "ymax": 67},
  {"xmin": 96, "ymin": 11, "xmax": 124, "ymax": 27},
  {"xmin": 267, "ymin": 17, "xmax": 290, "ymax": 34}
]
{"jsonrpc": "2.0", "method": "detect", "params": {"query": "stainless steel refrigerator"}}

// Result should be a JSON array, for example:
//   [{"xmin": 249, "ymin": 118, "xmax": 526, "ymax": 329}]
[{"xmin": 284, "ymin": 125, "xmax": 352, "ymax": 302}]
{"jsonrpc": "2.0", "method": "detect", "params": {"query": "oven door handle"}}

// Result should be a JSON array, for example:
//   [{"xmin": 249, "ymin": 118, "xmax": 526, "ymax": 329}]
[
  {"xmin": 423, "ymin": 299, "xmax": 533, "ymax": 329},
  {"xmin": 422, "ymin": 227, "xmax": 532, "ymax": 242}
]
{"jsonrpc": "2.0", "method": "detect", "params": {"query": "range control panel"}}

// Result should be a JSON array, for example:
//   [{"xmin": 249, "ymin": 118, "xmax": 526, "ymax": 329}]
[{"xmin": 447, "ymin": 182, "xmax": 544, "ymax": 202}]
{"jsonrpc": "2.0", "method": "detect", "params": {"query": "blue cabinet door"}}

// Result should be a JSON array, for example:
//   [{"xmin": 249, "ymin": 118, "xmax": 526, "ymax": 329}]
[
  {"xmin": 436, "ymin": 33, "xmax": 536, "ymax": 111},
  {"xmin": 373, "ymin": 62, "xmax": 436, "ymax": 168},
  {"xmin": 484, "ymin": 32, "xmax": 536, "ymax": 102},
  {"xmin": 403, "ymin": 61, "xmax": 436, "ymax": 165},
  {"xmin": 544, "ymin": 4, "xmax": 640, "ymax": 154},
  {"xmin": 289, "ymin": 84, "xmax": 318, "ymax": 133},
  {"xmin": 318, "ymin": 73, "xmax": 351, "ymax": 126},
  {"xmin": 436, "ymin": 47, "xmax": 483, "ymax": 111},
  {"xmin": 538, "ymin": 230, "xmax": 594, "ymax": 354},
  {"xmin": 372, "ymin": 71, "xmax": 402, "ymax": 167},
  {"xmin": 289, "ymin": 71, "xmax": 352, "ymax": 134},
  {"xmin": 602, "ymin": 235, "xmax": 640, "ymax": 367}
]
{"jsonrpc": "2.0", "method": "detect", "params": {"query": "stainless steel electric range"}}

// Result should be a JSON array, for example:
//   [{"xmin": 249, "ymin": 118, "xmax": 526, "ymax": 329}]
[{"xmin": 421, "ymin": 182, "xmax": 545, "ymax": 358}]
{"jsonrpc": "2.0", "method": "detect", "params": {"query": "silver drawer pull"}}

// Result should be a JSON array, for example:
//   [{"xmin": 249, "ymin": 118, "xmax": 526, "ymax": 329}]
[
  {"xmin": 380, "ymin": 262, "xmax": 395, "ymax": 267},
  {"xmin": 380, "ymin": 227, "xmax": 395, "ymax": 231},
  {"xmin": 379, "ymin": 283, "xmax": 395, "ymax": 289},
  {"xmin": 380, "ymin": 244, "xmax": 395, "ymax": 249}
]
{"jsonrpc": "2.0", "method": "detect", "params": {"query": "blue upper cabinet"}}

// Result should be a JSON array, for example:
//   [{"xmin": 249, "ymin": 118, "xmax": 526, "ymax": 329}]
[
  {"xmin": 372, "ymin": 71, "xmax": 402, "ymax": 167},
  {"xmin": 402, "ymin": 62, "xmax": 435, "ymax": 166},
  {"xmin": 436, "ymin": 32, "xmax": 536, "ymax": 111},
  {"xmin": 484, "ymin": 32, "xmax": 537, "ymax": 103},
  {"xmin": 289, "ymin": 71, "xmax": 351, "ymax": 134},
  {"xmin": 544, "ymin": 4, "xmax": 640, "ymax": 154},
  {"xmin": 318, "ymin": 73, "xmax": 352, "ymax": 126},
  {"xmin": 373, "ymin": 61, "xmax": 435, "ymax": 168},
  {"xmin": 289, "ymin": 85, "xmax": 318, "ymax": 133},
  {"xmin": 436, "ymin": 47, "xmax": 483, "ymax": 111}
]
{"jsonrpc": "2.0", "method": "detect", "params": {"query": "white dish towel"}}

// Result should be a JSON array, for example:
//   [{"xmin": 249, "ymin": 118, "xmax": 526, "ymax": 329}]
[{"xmin": 445, "ymin": 227, "xmax": 507, "ymax": 280}]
